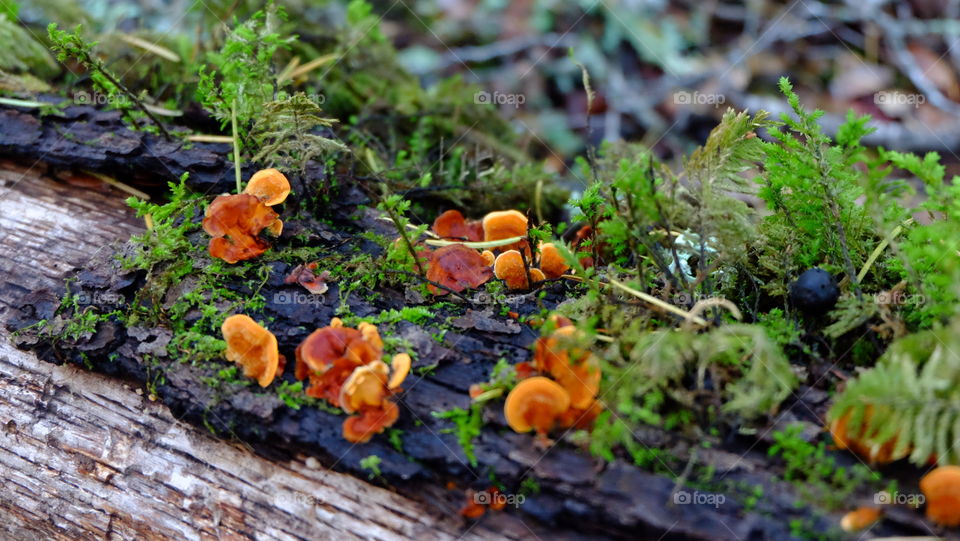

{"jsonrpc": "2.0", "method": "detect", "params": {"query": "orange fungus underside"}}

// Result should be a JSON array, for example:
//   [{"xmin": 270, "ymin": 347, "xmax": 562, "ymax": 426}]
[{"xmin": 427, "ymin": 244, "xmax": 494, "ymax": 295}]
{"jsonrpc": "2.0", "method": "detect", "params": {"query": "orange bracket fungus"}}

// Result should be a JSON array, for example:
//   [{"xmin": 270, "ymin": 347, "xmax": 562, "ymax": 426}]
[
  {"xmin": 538, "ymin": 242, "xmax": 570, "ymax": 279},
  {"xmin": 221, "ymin": 314, "xmax": 283, "ymax": 387},
  {"xmin": 294, "ymin": 320, "xmax": 411, "ymax": 443},
  {"xmin": 504, "ymin": 376, "xmax": 571, "ymax": 436},
  {"xmin": 339, "ymin": 355, "xmax": 411, "ymax": 443},
  {"xmin": 482, "ymin": 209, "xmax": 528, "ymax": 252},
  {"xmin": 920, "ymin": 466, "xmax": 960, "ymax": 526},
  {"xmin": 294, "ymin": 322, "xmax": 383, "ymax": 405},
  {"xmin": 433, "ymin": 209, "xmax": 483, "ymax": 242},
  {"xmin": 285, "ymin": 262, "xmax": 330, "ymax": 295},
  {"xmin": 203, "ymin": 193, "xmax": 281, "ymax": 264},
  {"xmin": 243, "ymin": 168, "xmax": 291, "ymax": 206},
  {"xmin": 533, "ymin": 322, "xmax": 600, "ymax": 410},
  {"xmin": 427, "ymin": 244, "xmax": 494, "ymax": 295},
  {"xmin": 493, "ymin": 250, "xmax": 540, "ymax": 290}
]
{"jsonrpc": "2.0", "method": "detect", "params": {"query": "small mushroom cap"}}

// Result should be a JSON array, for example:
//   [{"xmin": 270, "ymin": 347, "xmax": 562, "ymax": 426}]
[
  {"xmin": 538, "ymin": 242, "xmax": 570, "ymax": 279},
  {"xmin": 342, "ymin": 401, "xmax": 400, "ymax": 443},
  {"xmin": 433, "ymin": 209, "xmax": 484, "ymax": 241},
  {"xmin": 284, "ymin": 263, "xmax": 329, "ymax": 295},
  {"xmin": 480, "ymin": 250, "xmax": 495, "ymax": 266},
  {"xmin": 221, "ymin": 314, "xmax": 281, "ymax": 387},
  {"xmin": 482, "ymin": 210, "xmax": 528, "ymax": 243},
  {"xmin": 504, "ymin": 376, "xmax": 571, "ymax": 434},
  {"xmin": 265, "ymin": 218, "xmax": 283, "ymax": 237},
  {"xmin": 357, "ymin": 322, "xmax": 383, "ymax": 350},
  {"xmin": 493, "ymin": 250, "xmax": 532, "ymax": 290},
  {"xmin": 244, "ymin": 168, "xmax": 291, "ymax": 206},
  {"xmin": 339, "ymin": 361, "xmax": 390, "ymax": 414},
  {"xmin": 296, "ymin": 326, "xmax": 382, "ymax": 374},
  {"xmin": 921, "ymin": 466, "xmax": 960, "ymax": 526},
  {"xmin": 388, "ymin": 353, "xmax": 411, "ymax": 390},
  {"xmin": 840, "ymin": 507, "xmax": 881, "ymax": 532},
  {"xmin": 427, "ymin": 244, "xmax": 494, "ymax": 295},
  {"xmin": 528, "ymin": 268, "xmax": 545, "ymax": 283}
]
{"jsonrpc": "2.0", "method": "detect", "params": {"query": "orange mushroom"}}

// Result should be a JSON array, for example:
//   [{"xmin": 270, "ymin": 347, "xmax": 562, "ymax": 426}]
[
  {"xmin": 482, "ymin": 210, "xmax": 528, "ymax": 252},
  {"xmin": 557, "ymin": 399, "xmax": 603, "ymax": 430},
  {"xmin": 840, "ymin": 507, "xmax": 882, "ymax": 532},
  {"xmin": 480, "ymin": 250, "xmax": 495, "ymax": 266},
  {"xmin": 388, "ymin": 353, "xmax": 411, "ymax": 390},
  {"xmin": 921, "ymin": 466, "xmax": 960, "ymax": 526},
  {"xmin": 265, "ymin": 218, "xmax": 283, "ymax": 236},
  {"xmin": 504, "ymin": 376, "xmax": 571, "ymax": 435},
  {"xmin": 538, "ymin": 242, "xmax": 569, "ymax": 279},
  {"xmin": 494, "ymin": 250, "xmax": 536, "ymax": 290},
  {"xmin": 339, "ymin": 358, "xmax": 410, "ymax": 443},
  {"xmin": 459, "ymin": 490, "xmax": 488, "ymax": 519},
  {"xmin": 244, "ymin": 168, "xmax": 291, "ymax": 206},
  {"xmin": 284, "ymin": 262, "xmax": 330, "ymax": 295},
  {"xmin": 426, "ymin": 244, "xmax": 494, "ymax": 295},
  {"xmin": 203, "ymin": 193, "xmax": 280, "ymax": 263},
  {"xmin": 221, "ymin": 314, "xmax": 282, "ymax": 387},
  {"xmin": 339, "ymin": 361, "xmax": 391, "ymax": 413},
  {"xmin": 433, "ymin": 210, "xmax": 483, "ymax": 242},
  {"xmin": 533, "ymin": 324, "xmax": 600, "ymax": 409},
  {"xmin": 342, "ymin": 402, "xmax": 400, "ymax": 443},
  {"xmin": 294, "ymin": 323, "xmax": 383, "ymax": 405}
]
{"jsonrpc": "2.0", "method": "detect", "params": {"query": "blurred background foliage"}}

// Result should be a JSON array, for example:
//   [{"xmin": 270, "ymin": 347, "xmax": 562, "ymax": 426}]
[{"xmin": 9, "ymin": 0, "xmax": 960, "ymax": 173}]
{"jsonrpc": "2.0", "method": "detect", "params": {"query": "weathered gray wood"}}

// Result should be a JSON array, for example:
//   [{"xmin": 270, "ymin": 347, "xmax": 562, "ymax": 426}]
[{"xmin": 0, "ymin": 162, "xmax": 533, "ymax": 541}]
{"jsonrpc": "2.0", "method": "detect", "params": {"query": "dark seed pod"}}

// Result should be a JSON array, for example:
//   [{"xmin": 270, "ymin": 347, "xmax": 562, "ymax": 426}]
[{"xmin": 789, "ymin": 268, "xmax": 840, "ymax": 313}]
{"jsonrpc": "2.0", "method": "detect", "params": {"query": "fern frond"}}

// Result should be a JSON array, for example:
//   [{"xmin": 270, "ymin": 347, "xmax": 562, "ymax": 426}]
[
  {"xmin": 250, "ymin": 92, "xmax": 347, "ymax": 174},
  {"xmin": 828, "ymin": 317, "xmax": 960, "ymax": 465}
]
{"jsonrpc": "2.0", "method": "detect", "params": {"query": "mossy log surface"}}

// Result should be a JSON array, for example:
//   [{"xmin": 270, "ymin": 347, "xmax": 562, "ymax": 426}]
[{"xmin": 0, "ymin": 104, "xmax": 940, "ymax": 540}]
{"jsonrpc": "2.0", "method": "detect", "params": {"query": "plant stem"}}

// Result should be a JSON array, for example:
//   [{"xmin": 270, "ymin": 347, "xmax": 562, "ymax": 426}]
[
  {"xmin": 232, "ymin": 99, "xmax": 242, "ymax": 194},
  {"xmin": 88, "ymin": 55, "xmax": 173, "ymax": 140}
]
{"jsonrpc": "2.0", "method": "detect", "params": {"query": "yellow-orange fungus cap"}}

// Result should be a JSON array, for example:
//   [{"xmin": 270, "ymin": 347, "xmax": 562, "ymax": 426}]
[
  {"xmin": 221, "ymin": 314, "xmax": 281, "ymax": 387},
  {"xmin": 504, "ymin": 377, "xmax": 571, "ymax": 434},
  {"xmin": 494, "ymin": 250, "xmax": 531, "ymax": 290},
  {"xmin": 244, "ymin": 168, "xmax": 291, "ymax": 206},
  {"xmin": 538, "ymin": 242, "xmax": 569, "ymax": 279}
]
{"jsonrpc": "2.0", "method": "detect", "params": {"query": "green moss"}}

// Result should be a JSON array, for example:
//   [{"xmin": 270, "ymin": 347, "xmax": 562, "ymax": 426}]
[
  {"xmin": 432, "ymin": 403, "xmax": 483, "ymax": 468},
  {"xmin": 359, "ymin": 454, "xmax": 383, "ymax": 479}
]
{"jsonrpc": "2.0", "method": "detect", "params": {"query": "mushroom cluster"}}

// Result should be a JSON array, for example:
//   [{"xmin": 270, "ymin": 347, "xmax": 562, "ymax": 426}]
[
  {"xmin": 221, "ymin": 314, "xmax": 284, "ymax": 387},
  {"xmin": 458, "ymin": 486, "xmax": 507, "ymax": 519},
  {"xmin": 503, "ymin": 315, "xmax": 602, "ymax": 441},
  {"xmin": 203, "ymin": 169, "xmax": 291, "ymax": 263},
  {"xmin": 426, "ymin": 209, "xmax": 574, "ymax": 294},
  {"xmin": 295, "ymin": 318, "xmax": 411, "ymax": 443}
]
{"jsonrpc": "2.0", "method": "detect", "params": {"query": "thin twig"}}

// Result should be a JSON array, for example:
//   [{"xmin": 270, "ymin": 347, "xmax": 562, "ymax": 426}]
[{"xmin": 383, "ymin": 270, "xmax": 468, "ymax": 301}]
